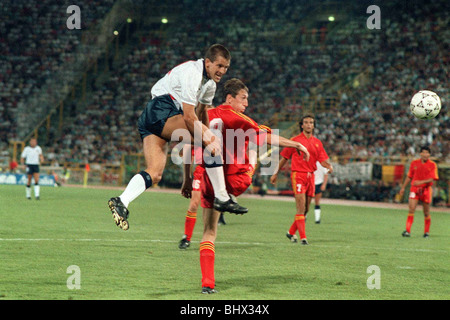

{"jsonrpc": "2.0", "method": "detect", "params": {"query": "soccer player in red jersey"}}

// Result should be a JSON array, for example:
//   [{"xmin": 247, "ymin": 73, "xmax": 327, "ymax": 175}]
[
  {"xmin": 183, "ymin": 78, "xmax": 309, "ymax": 293},
  {"xmin": 399, "ymin": 146, "xmax": 439, "ymax": 238},
  {"xmin": 270, "ymin": 115, "xmax": 333, "ymax": 245}
]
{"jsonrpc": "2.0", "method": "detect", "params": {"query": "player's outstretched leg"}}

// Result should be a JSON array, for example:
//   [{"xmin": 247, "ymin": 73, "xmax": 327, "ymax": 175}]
[
  {"xmin": 106, "ymin": 135, "xmax": 166, "ymax": 231},
  {"xmin": 108, "ymin": 197, "xmax": 130, "ymax": 230}
]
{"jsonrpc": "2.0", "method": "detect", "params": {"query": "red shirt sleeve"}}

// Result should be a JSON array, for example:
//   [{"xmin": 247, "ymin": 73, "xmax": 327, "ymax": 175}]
[
  {"xmin": 431, "ymin": 161, "xmax": 439, "ymax": 180},
  {"xmin": 222, "ymin": 109, "xmax": 270, "ymax": 146},
  {"xmin": 256, "ymin": 125, "xmax": 271, "ymax": 146}
]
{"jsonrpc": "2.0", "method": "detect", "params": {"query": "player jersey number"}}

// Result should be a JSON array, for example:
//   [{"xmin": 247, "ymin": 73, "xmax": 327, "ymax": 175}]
[
  {"xmin": 297, "ymin": 184, "xmax": 302, "ymax": 192},
  {"xmin": 209, "ymin": 118, "xmax": 224, "ymax": 132},
  {"xmin": 193, "ymin": 179, "xmax": 201, "ymax": 190}
]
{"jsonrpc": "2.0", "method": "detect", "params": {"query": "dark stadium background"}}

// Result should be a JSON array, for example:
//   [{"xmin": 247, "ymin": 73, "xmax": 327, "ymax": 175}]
[{"xmin": 0, "ymin": 0, "xmax": 448, "ymax": 207}]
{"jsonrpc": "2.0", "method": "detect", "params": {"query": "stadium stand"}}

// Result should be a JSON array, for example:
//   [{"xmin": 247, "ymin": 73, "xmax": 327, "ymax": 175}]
[{"xmin": 1, "ymin": 0, "xmax": 448, "ymax": 204}]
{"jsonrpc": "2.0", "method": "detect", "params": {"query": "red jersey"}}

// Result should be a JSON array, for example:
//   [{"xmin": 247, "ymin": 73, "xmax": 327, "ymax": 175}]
[
  {"xmin": 407, "ymin": 159, "xmax": 438, "ymax": 187},
  {"xmin": 280, "ymin": 132, "xmax": 328, "ymax": 173},
  {"xmin": 207, "ymin": 105, "xmax": 271, "ymax": 175}
]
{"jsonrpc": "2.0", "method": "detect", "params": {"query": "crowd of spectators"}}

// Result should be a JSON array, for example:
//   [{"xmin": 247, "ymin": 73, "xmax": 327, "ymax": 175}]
[
  {"xmin": 311, "ymin": 1, "xmax": 449, "ymax": 161},
  {"xmin": 1, "ymin": 1, "xmax": 448, "ymax": 173},
  {"xmin": 0, "ymin": 0, "xmax": 115, "ymax": 154}
]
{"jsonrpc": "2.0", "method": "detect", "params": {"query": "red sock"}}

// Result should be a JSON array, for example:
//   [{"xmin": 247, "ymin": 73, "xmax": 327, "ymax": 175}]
[
  {"xmin": 424, "ymin": 216, "xmax": 431, "ymax": 234},
  {"xmin": 295, "ymin": 214, "xmax": 306, "ymax": 239},
  {"xmin": 184, "ymin": 211, "xmax": 197, "ymax": 241},
  {"xmin": 288, "ymin": 220, "xmax": 297, "ymax": 235},
  {"xmin": 405, "ymin": 213, "xmax": 414, "ymax": 233},
  {"xmin": 200, "ymin": 241, "xmax": 215, "ymax": 288}
]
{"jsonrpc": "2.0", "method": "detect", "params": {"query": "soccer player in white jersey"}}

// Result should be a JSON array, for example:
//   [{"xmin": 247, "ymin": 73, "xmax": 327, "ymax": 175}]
[
  {"xmin": 20, "ymin": 138, "xmax": 44, "ymax": 200},
  {"xmin": 313, "ymin": 161, "xmax": 329, "ymax": 224},
  {"xmin": 108, "ymin": 44, "xmax": 247, "ymax": 231}
]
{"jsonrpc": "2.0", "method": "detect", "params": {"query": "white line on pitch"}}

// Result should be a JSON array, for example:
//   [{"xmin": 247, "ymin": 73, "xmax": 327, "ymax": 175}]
[
  {"xmin": 0, "ymin": 238, "xmax": 264, "ymax": 246},
  {"xmin": 0, "ymin": 238, "xmax": 446, "ymax": 253}
]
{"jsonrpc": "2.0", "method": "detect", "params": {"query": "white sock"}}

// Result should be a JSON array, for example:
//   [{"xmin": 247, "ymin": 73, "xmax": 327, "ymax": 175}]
[
  {"xmin": 34, "ymin": 185, "xmax": 40, "ymax": 197},
  {"xmin": 26, "ymin": 187, "xmax": 31, "ymax": 198},
  {"xmin": 119, "ymin": 174, "xmax": 147, "ymax": 208},
  {"xmin": 314, "ymin": 208, "xmax": 321, "ymax": 222},
  {"xmin": 205, "ymin": 167, "xmax": 229, "ymax": 201}
]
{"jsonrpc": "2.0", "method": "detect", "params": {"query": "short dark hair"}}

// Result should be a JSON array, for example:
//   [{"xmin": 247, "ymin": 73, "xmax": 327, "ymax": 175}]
[
  {"xmin": 222, "ymin": 78, "xmax": 248, "ymax": 102},
  {"xmin": 205, "ymin": 44, "xmax": 231, "ymax": 62},
  {"xmin": 420, "ymin": 145, "xmax": 431, "ymax": 153},
  {"xmin": 299, "ymin": 114, "xmax": 315, "ymax": 132}
]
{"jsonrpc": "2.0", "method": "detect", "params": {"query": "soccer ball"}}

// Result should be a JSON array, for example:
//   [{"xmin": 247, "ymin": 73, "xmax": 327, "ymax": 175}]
[{"xmin": 410, "ymin": 90, "xmax": 441, "ymax": 120}]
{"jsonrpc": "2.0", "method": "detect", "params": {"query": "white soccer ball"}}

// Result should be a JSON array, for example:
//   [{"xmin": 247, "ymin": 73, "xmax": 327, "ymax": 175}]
[{"xmin": 410, "ymin": 90, "xmax": 441, "ymax": 120}]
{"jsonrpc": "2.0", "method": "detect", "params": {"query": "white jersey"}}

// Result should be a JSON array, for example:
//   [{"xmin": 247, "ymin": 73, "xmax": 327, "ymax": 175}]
[
  {"xmin": 21, "ymin": 146, "xmax": 43, "ymax": 165},
  {"xmin": 151, "ymin": 59, "xmax": 216, "ymax": 109},
  {"xmin": 314, "ymin": 161, "xmax": 328, "ymax": 185}
]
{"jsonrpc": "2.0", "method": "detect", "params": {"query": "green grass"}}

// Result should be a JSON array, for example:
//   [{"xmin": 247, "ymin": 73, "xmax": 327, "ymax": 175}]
[{"xmin": 1, "ymin": 184, "xmax": 449, "ymax": 300}]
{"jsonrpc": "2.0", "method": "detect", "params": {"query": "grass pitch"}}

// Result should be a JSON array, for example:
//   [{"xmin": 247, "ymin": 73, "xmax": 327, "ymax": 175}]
[{"xmin": 1, "ymin": 184, "xmax": 449, "ymax": 300}]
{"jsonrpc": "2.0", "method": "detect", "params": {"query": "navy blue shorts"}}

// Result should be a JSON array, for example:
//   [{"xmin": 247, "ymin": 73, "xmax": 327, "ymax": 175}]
[
  {"xmin": 138, "ymin": 94, "xmax": 183, "ymax": 140},
  {"xmin": 315, "ymin": 183, "xmax": 323, "ymax": 194},
  {"xmin": 26, "ymin": 164, "xmax": 40, "ymax": 175}
]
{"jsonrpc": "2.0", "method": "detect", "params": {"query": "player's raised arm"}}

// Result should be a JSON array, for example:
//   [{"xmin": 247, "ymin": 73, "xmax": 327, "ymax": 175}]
[{"xmin": 267, "ymin": 134, "xmax": 310, "ymax": 162}]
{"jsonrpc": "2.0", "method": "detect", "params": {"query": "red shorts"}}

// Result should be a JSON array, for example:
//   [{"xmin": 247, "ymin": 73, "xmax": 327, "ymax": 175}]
[
  {"xmin": 192, "ymin": 166, "xmax": 205, "ymax": 192},
  {"xmin": 291, "ymin": 171, "xmax": 315, "ymax": 197},
  {"xmin": 201, "ymin": 171, "xmax": 252, "ymax": 209},
  {"xmin": 409, "ymin": 186, "xmax": 432, "ymax": 204}
]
